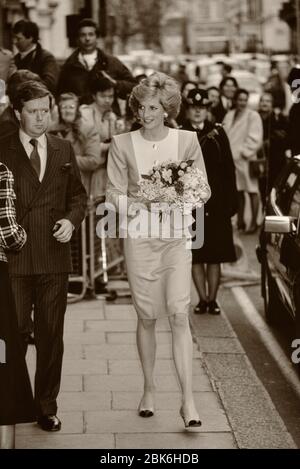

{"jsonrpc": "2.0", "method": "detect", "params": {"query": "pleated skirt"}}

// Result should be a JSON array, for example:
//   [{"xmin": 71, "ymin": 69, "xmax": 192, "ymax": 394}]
[{"xmin": 124, "ymin": 237, "xmax": 192, "ymax": 320}]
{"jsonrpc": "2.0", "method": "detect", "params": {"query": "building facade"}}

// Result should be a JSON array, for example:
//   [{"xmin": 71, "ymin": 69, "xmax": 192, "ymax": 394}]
[{"xmin": 0, "ymin": 0, "xmax": 291, "ymax": 58}]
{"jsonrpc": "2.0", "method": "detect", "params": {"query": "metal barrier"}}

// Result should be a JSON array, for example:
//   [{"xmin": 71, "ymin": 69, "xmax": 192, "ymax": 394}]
[{"xmin": 67, "ymin": 196, "xmax": 125, "ymax": 303}]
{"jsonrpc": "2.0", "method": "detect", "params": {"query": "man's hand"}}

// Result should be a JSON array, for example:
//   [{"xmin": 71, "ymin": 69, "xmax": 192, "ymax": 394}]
[{"xmin": 53, "ymin": 219, "xmax": 74, "ymax": 243}]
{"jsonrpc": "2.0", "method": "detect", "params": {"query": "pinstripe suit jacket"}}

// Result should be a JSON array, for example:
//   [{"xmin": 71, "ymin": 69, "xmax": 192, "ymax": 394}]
[{"xmin": 0, "ymin": 132, "xmax": 87, "ymax": 275}]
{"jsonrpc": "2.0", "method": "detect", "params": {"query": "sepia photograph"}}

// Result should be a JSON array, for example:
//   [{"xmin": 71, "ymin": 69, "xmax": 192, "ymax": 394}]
[{"xmin": 0, "ymin": 0, "xmax": 300, "ymax": 457}]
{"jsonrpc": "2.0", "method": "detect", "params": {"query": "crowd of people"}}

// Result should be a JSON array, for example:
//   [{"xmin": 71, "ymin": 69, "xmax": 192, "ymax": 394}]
[{"xmin": 1, "ymin": 16, "xmax": 300, "ymax": 449}]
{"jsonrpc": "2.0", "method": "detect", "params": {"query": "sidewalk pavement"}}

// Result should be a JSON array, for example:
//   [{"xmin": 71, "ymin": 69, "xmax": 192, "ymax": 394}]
[{"xmin": 16, "ymin": 293, "xmax": 296, "ymax": 449}]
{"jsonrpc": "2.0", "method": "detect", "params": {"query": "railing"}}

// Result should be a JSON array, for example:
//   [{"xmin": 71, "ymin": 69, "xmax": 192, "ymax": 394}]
[{"xmin": 67, "ymin": 196, "xmax": 125, "ymax": 303}]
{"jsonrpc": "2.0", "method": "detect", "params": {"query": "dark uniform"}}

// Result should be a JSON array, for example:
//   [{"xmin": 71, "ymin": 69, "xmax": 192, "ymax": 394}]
[{"xmin": 181, "ymin": 90, "xmax": 238, "ymax": 264}]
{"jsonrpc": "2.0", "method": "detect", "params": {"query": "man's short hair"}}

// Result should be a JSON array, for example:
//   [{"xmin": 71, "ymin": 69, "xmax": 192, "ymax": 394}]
[
  {"xmin": 6, "ymin": 69, "xmax": 41, "ymax": 102},
  {"xmin": 77, "ymin": 18, "xmax": 99, "ymax": 37},
  {"xmin": 12, "ymin": 81, "xmax": 51, "ymax": 112},
  {"xmin": 13, "ymin": 20, "xmax": 39, "ymax": 43},
  {"xmin": 90, "ymin": 77, "xmax": 116, "ymax": 95}
]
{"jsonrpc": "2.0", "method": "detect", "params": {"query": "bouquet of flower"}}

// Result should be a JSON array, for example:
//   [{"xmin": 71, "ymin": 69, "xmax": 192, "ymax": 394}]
[{"xmin": 137, "ymin": 159, "xmax": 210, "ymax": 216}]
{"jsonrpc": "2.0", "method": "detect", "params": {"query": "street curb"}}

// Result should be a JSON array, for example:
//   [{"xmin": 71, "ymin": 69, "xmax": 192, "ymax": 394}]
[{"xmin": 189, "ymin": 307, "xmax": 297, "ymax": 449}]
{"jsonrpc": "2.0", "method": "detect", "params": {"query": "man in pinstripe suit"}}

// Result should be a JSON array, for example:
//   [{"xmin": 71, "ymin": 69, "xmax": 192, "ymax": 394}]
[{"xmin": 0, "ymin": 81, "xmax": 87, "ymax": 432}]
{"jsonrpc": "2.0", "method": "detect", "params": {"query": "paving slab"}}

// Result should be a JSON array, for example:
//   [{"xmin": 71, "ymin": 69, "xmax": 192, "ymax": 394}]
[
  {"xmin": 60, "ymin": 375, "xmax": 83, "ymax": 392},
  {"xmin": 57, "ymin": 392, "xmax": 112, "ymax": 411},
  {"xmin": 84, "ymin": 374, "xmax": 212, "ymax": 393},
  {"xmin": 83, "ymin": 343, "xmax": 198, "ymax": 360},
  {"xmin": 107, "ymin": 358, "xmax": 204, "ymax": 375},
  {"xmin": 107, "ymin": 331, "xmax": 172, "ymax": 345},
  {"xmin": 16, "ymin": 434, "xmax": 114, "ymax": 449},
  {"xmin": 85, "ymin": 410, "xmax": 231, "ymax": 434},
  {"xmin": 116, "ymin": 432, "xmax": 237, "ymax": 449},
  {"xmin": 62, "ymin": 359, "xmax": 108, "ymax": 375},
  {"xmin": 112, "ymin": 391, "xmax": 224, "ymax": 412},
  {"xmin": 64, "ymin": 332, "xmax": 106, "ymax": 345}
]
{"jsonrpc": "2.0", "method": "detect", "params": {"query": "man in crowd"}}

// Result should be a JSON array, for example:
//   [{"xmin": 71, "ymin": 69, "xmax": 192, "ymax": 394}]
[
  {"xmin": 57, "ymin": 18, "xmax": 136, "ymax": 106},
  {"xmin": 0, "ymin": 81, "xmax": 87, "ymax": 432},
  {"xmin": 258, "ymin": 92, "xmax": 289, "ymax": 204},
  {"xmin": 0, "ymin": 47, "xmax": 16, "ymax": 82},
  {"xmin": 13, "ymin": 20, "xmax": 59, "ymax": 94},
  {"xmin": 0, "ymin": 69, "xmax": 42, "ymax": 140}
]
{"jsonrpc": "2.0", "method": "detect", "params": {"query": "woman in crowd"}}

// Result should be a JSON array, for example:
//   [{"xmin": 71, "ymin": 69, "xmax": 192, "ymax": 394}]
[
  {"xmin": 176, "ymin": 80, "xmax": 198, "ymax": 126},
  {"xmin": 182, "ymin": 88, "xmax": 237, "ymax": 315},
  {"xmin": 0, "ymin": 163, "xmax": 35, "ymax": 449},
  {"xmin": 80, "ymin": 77, "xmax": 126, "ymax": 194},
  {"xmin": 106, "ymin": 72, "xmax": 210, "ymax": 428},
  {"xmin": 50, "ymin": 92, "xmax": 102, "ymax": 198},
  {"xmin": 213, "ymin": 76, "xmax": 238, "ymax": 123},
  {"xmin": 223, "ymin": 88, "xmax": 263, "ymax": 233}
]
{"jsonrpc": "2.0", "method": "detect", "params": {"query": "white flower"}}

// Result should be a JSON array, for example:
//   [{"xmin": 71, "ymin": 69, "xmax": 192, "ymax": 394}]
[{"xmin": 180, "ymin": 162, "xmax": 187, "ymax": 169}]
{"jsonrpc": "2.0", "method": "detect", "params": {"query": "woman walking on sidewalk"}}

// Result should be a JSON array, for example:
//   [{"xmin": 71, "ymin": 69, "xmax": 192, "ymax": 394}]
[
  {"xmin": 0, "ymin": 163, "xmax": 35, "ymax": 449},
  {"xmin": 106, "ymin": 72, "xmax": 210, "ymax": 428}
]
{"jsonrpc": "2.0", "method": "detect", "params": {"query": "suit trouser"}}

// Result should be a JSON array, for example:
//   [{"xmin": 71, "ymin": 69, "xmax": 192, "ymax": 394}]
[{"xmin": 10, "ymin": 273, "xmax": 68, "ymax": 417}]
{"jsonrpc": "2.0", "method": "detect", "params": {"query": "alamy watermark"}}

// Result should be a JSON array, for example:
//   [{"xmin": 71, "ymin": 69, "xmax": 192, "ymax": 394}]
[
  {"xmin": 291, "ymin": 80, "xmax": 300, "ymax": 104},
  {"xmin": 291, "ymin": 338, "xmax": 300, "ymax": 365},
  {"xmin": 0, "ymin": 338, "xmax": 6, "ymax": 364},
  {"xmin": 0, "ymin": 79, "xmax": 5, "ymax": 99},
  {"xmin": 95, "ymin": 197, "xmax": 205, "ymax": 249}
]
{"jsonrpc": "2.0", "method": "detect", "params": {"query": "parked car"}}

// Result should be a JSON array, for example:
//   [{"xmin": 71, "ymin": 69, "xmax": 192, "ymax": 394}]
[{"xmin": 256, "ymin": 155, "xmax": 300, "ymax": 343}]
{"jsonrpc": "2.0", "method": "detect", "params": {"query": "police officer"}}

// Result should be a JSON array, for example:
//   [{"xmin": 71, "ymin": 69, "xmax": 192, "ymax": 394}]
[{"xmin": 181, "ymin": 89, "xmax": 238, "ymax": 315}]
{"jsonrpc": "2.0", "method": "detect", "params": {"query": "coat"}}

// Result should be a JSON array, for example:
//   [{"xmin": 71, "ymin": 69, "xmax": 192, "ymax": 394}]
[
  {"xmin": 0, "ymin": 48, "xmax": 16, "ymax": 82},
  {"xmin": 0, "ymin": 163, "xmax": 35, "ymax": 425},
  {"xmin": 223, "ymin": 108, "xmax": 263, "ymax": 193},
  {"xmin": 182, "ymin": 121, "xmax": 238, "ymax": 263},
  {"xmin": 14, "ymin": 43, "xmax": 59, "ymax": 94},
  {"xmin": 0, "ymin": 132, "xmax": 87, "ymax": 275},
  {"xmin": 57, "ymin": 48, "xmax": 136, "ymax": 104}
]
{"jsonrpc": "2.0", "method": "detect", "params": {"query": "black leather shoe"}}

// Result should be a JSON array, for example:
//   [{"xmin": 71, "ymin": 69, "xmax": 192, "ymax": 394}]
[
  {"xmin": 207, "ymin": 300, "xmax": 221, "ymax": 315},
  {"xmin": 37, "ymin": 415, "xmax": 61, "ymax": 432},
  {"xmin": 194, "ymin": 301, "xmax": 207, "ymax": 314}
]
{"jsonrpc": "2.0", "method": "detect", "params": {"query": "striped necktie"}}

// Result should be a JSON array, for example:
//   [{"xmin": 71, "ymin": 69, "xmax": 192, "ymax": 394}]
[{"xmin": 29, "ymin": 138, "xmax": 41, "ymax": 179}]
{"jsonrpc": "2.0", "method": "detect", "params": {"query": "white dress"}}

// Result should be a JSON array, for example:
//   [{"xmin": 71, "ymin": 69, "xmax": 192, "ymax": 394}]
[{"xmin": 106, "ymin": 128, "xmax": 210, "ymax": 320}]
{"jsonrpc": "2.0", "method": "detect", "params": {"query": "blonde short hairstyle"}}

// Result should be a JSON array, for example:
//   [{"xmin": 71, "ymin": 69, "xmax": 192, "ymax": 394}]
[{"xmin": 129, "ymin": 72, "xmax": 181, "ymax": 119}]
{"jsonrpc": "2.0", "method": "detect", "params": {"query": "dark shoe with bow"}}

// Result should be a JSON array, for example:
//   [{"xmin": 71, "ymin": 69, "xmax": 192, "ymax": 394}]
[
  {"xmin": 207, "ymin": 300, "xmax": 221, "ymax": 315},
  {"xmin": 194, "ymin": 301, "xmax": 207, "ymax": 314},
  {"xmin": 37, "ymin": 415, "xmax": 61, "ymax": 432}
]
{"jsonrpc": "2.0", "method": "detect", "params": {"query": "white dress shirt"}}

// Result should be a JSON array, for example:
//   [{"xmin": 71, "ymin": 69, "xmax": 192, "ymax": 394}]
[
  {"xmin": 78, "ymin": 50, "xmax": 98, "ymax": 70},
  {"xmin": 19, "ymin": 129, "xmax": 47, "ymax": 182}
]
